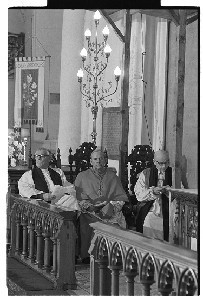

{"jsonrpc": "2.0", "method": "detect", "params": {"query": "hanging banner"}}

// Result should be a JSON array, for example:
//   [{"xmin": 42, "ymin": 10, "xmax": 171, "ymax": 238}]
[{"xmin": 14, "ymin": 56, "xmax": 45, "ymax": 132}]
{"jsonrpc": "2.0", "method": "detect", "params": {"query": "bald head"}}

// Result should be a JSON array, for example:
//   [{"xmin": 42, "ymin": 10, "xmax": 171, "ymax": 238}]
[
  {"xmin": 153, "ymin": 150, "xmax": 169, "ymax": 171},
  {"xmin": 154, "ymin": 150, "xmax": 169, "ymax": 162},
  {"xmin": 90, "ymin": 148, "xmax": 104, "ymax": 159}
]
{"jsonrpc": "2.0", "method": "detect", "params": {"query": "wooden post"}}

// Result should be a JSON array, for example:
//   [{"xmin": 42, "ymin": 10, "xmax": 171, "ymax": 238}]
[
  {"xmin": 174, "ymin": 10, "xmax": 187, "ymax": 188},
  {"xmin": 51, "ymin": 238, "xmax": 57, "ymax": 276},
  {"xmin": 15, "ymin": 218, "xmax": 21, "ymax": 255},
  {"xmin": 119, "ymin": 9, "xmax": 132, "ymax": 188},
  {"xmin": 35, "ymin": 227, "xmax": 44, "ymax": 268},
  {"xmin": 28, "ymin": 222, "xmax": 35, "ymax": 262},
  {"xmin": 56, "ymin": 148, "xmax": 61, "ymax": 168},
  {"xmin": 110, "ymin": 266, "xmax": 121, "ymax": 295},
  {"xmin": 43, "ymin": 233, "xmax": 51, "ymax": 272},
  {"xmin": 96, "ymin": 258, "xmax": 111, "ymax": 295},
  {"xmin": 123, "ymin": 272, "xmax": 137, "ymax": 296}
]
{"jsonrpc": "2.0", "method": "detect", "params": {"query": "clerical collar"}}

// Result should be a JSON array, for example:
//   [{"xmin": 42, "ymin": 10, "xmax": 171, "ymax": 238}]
[{"xmin": 41, "ymin": 168, "xmax": 49, "ymax": 173}]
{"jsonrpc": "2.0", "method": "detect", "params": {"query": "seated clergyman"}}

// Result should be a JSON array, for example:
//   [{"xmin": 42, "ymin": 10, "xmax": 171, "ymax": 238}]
[
  {"xmin": 18, "ymin": 147, "xmax": 78, "ymax": 210},
  {"xmin": 74, "ymin": 148, "xmax": 128, "ymax": 263},
  {"xmin": 134, "ymin": 149, "xmax": 172, "ymax": 241}
]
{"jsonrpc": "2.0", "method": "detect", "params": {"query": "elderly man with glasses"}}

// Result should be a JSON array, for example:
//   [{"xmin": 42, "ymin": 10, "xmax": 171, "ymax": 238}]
[
  {"xmin": 18, "ymin": 147, "xmax": 76, "ymax": 205},
  {"xmin": 134, "ymin": 149, "xmax": 172, "ymax": 241}
]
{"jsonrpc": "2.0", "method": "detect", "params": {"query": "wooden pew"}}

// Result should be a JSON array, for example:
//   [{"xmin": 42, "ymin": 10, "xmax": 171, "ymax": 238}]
[
  {"xmin": 9, "ymin": 194, "xmax": 77, "ymax": 290},
  {"xmin": 168, "ymin": 188, "xmax": 198, "ymax": 251},
  {"xmin": 89, "ymin": 221, "xmax": 198, "ymax": 296}
]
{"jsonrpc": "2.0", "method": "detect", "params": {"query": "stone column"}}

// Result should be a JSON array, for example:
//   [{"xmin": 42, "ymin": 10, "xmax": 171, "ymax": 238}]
[{"xmin": 58, "ymin": 9, "xmax": 85, "ymax": 164}]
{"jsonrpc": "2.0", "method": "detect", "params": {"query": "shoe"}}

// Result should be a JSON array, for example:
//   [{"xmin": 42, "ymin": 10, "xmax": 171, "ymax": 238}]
[{"xmin": 81, "ymin": 257, "xmax": 90, "ymax": 264}]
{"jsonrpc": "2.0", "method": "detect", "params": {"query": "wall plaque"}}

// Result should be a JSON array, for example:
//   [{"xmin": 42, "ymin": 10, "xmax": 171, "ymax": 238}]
[
  {"xmin": 102, "ymin": 107, "xmax": 122, "ymax": 160},
  {"xmin": 50, "ymin": 93, "xmax": 60, "ymax": 104}
]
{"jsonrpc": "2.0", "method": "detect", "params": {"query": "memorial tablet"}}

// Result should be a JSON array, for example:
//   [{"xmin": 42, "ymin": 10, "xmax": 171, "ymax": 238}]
[{"xmin": 102, "ymin": 107, "xmax": 122, "ymax": 159}]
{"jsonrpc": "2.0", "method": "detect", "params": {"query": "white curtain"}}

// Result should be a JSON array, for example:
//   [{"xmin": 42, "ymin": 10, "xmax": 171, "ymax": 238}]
[
  {"xmin": 152, "ymin": 18, "xmax": 168, "ymax": 151},
  {"xmin": 128, "ymin": 13, "xmax": 146, "ymax": 154}
]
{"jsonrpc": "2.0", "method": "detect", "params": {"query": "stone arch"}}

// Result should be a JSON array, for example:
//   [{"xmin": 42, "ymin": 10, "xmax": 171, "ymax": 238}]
[
  {"xmin": 123, "ymin": 247, "xmax": 140, "ymax": 275},
  {"xmin": 109, "ymin": 241, "xmax": 124, "ymax": 268},
  {"xmin": 96, "ymin": 236, "xmax": 110, "ymax": 262},
  {"xmin": 178, "ymin": 268, "xmax": 198, "ymax": 296},
  {"xmin": 158, "ymin": 260, "xmax": 178, "ymax": 295},
  {"xmin": 139, "ymin": 252, "xmax": 156, "ymax": 284}
]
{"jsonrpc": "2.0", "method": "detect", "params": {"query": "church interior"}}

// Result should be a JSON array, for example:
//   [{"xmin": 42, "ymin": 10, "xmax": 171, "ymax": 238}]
[{"xmin": 7, "ymin": 8, "xmax": 199, "ymax": 296}]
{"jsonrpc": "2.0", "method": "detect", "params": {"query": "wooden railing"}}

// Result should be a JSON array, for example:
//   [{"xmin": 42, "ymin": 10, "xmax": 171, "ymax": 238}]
[
  {"xmin": 89, "ymin": 222, "xmax": 198, "ymax": 296},
  {"xmin": 9, "ymin": 194, "xmax": 77, "ymax": 290},
  {"xmin": 169, "ymin": 189, "xmax": 198, "ymax": 251}
]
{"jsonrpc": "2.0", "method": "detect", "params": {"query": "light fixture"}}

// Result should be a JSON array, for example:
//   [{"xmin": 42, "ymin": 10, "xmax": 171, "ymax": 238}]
[
  {"xmin": 77, "ymin": 68, "xmax": 84, "ymax": 82},
  {"xmin": 77, "ymin": 10, "xmax": 121, "ymax": 144},
  {"xmin": 80, "ymin": 48, "xmax": 88, "ymax": 61},
  {"xmin": 114, "ymin": 66, "xmax": 121, "ymax": 81},
  {"xmin": 94, "ymin": 10, "xmax": 101, "ymax": 22},
  {"xmin": 102, "ymin": 25, "xmax": 110, "ymax": 40},
  {"xmin": 84, "ymin": 29, "xmax": 91, "ymax": 39}
]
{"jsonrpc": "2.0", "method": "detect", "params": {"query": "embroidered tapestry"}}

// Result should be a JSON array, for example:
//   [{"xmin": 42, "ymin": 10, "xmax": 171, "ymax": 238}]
[{"xmin": 14, "ymin": 57, "xmax": 45, "ymax": 132}]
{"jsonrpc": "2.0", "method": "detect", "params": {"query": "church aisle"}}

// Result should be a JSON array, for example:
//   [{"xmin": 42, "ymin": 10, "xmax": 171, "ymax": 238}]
[{"xmin": 7, "ymin": 257, "xmax": 159, "ymax": 296}]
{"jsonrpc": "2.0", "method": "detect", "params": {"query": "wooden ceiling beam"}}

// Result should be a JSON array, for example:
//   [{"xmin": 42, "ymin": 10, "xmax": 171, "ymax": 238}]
[
  {"xmin": 130, "ymin": 9, "xmax": 180, "ymax": 25},
  {"xmin": 99, "ymin": 9, "xmax": 125, "ymax": 43},
  {"xmin": 186, "ymin": 13, "xmax": 199, "ymax": 25},
  {"xmin": 168, "ymin": 10, "xmax": 180, "ymax": 26},
  {"xmin": 107, "ymin": 10, "xmax": 125, "ymax": 22},
  {"xmin": 119, "ymin": 9, "xmax": 132, "ymax": 189},
  {"xmin": 174, "ymin": 9, "xmax": 187, "ymax": 188},
  {"xmin": 89, "ymin": 8, "xmax": 198, "ymax": 26}
]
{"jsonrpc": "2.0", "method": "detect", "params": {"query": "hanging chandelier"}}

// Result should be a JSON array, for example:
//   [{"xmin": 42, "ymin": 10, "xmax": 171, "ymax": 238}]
[{"xmin": 77, "ymin": 10, "xmax": 121, "ymax": 144}]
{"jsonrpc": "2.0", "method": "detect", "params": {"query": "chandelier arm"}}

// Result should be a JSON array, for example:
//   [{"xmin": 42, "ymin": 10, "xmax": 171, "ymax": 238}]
[
  {"xmin": 96, "ymin": 63, "xmax": 108, "ymax": 78},
  {"xmin": 79, "ymin": 85, "xmax": 93, "ymax": 103},
  {"xmin": 97, "ymin": 81, "xmax": 119, "ymax": 103},
  {"xmin": 83, "ymin": 65, "xmax": 95, "ymax": 78},
  {"xmin": 97, "ymin": 43, "xmax": 105, "ymax": 55}
]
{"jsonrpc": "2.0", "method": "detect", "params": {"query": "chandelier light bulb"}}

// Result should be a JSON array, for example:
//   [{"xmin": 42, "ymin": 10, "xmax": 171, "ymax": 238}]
[
  {"xmin": 77, "ymin": 69, "xmax": 84, "ymax": 78},
  {"xmin": 94, "ymin": 10, "xmax": 101, "ymax": 21},
  {"xmin": 85, "ymin": 29, "xmax": 91, "ymax": 38},
  {"xmin": 80, "ymin": 48, "xmax": 87, "ymax": 60},
  {"xmin": 114, "ymin": 66, "xmax": 121, "ymax": 76},
  {"xmin": 114, "ymin": 66, "xmax": 121, "ymax": 81},
  {"xmin": 104, "ymin": 44, "xmax": 112, "ymax": 54},
  {"xmin": 102, "ymin": 25, "xmax": 109, "ymax": 37}
]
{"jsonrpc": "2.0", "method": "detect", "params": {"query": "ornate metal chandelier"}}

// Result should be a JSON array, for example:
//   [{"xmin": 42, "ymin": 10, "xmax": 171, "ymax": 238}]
[{"xmin": 77, "ymin": 10, "xmax": 121, "ymax": 144}]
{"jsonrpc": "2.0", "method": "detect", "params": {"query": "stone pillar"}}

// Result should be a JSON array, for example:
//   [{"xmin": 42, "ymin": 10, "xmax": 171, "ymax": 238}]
[{"xmin": 58, "ymin": 9, "xmax": 85, "ymax": 164}]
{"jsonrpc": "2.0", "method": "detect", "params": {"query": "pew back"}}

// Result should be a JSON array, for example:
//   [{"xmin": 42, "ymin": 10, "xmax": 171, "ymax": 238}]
[{"xmin": 9, "ymin": 194, "xmax": 77, "ymax": 290}]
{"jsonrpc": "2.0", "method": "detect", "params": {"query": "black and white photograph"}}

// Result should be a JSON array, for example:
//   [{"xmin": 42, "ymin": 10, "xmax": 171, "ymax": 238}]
[{"xmin": 5, "ymin": 1, "xmax": 199, "ymax": 296}]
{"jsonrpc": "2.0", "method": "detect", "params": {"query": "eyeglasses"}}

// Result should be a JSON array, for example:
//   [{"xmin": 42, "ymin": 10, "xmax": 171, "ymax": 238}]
[
  {"xmin": 154, "ymin": 160, "xmax": 169, "ymax": 165},
  {"xmin": 35, "ymin": 154, "xmax": 50, "ymax": 159}
]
